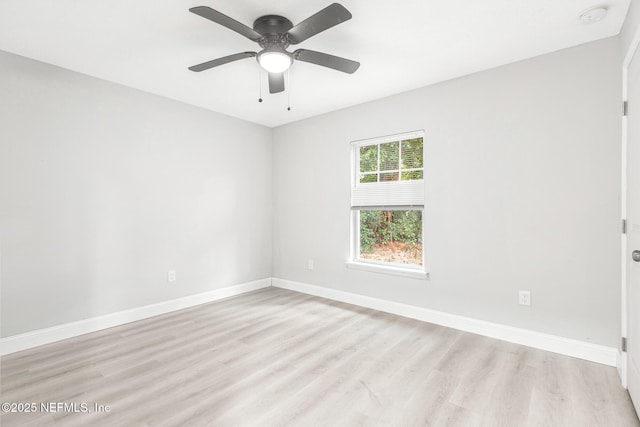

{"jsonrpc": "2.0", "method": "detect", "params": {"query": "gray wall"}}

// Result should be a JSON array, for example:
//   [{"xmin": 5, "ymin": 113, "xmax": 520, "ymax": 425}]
[
  {"xmin": 272, "ymin": 37, "xmax": 622, "ymax": 347},
  {"xmin": 0, "ymin": 51, "xmax": 273, "ymax": 337},
  {"xmin": 0, "ymin": 36, "xmax": 623, "ymax": 347}
]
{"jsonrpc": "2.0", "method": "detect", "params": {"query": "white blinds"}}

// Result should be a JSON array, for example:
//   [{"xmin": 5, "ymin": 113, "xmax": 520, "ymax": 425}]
[{"xmin": 351, "ymin": 180, "xmax": 424, "ymax": 209}]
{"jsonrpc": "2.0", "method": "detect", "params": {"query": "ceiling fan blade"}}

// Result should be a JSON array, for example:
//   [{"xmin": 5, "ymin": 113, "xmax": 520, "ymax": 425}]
[
  {"xmin": 268, "ymin": 72, "xmax": 285, "ymax": 93},
  {"xmin": 293, "ymin": 49, "xmax": 360, "ymax": 74},
  {"xmin": 287, "ymin": 3, "xmax": 352, "ymax": 44},
  {"xmin": 189, "ymin": 52, "xmax": 256, "ymax": 72},
  {"xmin": 190, "ymin": 6, "xmax": 262, "ymax": 41}
]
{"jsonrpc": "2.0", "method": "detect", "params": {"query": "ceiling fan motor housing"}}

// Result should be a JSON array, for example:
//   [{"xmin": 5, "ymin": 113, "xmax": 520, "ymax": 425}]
[
  {"xmin": 253, "ymin": 15, "xmax": 293, "ymax": 69},
  {"xmin": 254, "ymin": 15, "xmax": 293, "ymax": 39}
]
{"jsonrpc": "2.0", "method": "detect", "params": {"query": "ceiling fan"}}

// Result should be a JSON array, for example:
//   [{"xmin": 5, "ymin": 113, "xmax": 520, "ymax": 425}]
[{"xmin": 188, "ymin": 3, "xmax": 360, "ymax": 94}]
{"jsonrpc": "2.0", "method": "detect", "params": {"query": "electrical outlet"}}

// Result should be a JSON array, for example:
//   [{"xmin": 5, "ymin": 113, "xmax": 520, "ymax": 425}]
[
  {"xmin": 519, "ymin": 290, "xmax": 531, "ymax": 306},
  {"xmin": 307, "ymin": 259, "xmax": 314, "ymax": 270},
  {"xmin": 167, "ymin": 270, "xmax": 176, "ymax": 282}
]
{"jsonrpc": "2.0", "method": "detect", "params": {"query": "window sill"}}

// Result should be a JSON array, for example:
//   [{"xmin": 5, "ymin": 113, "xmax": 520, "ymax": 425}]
[{"xmin": 345, "ymin": 261, "xmax": 429, "ymax": 280}]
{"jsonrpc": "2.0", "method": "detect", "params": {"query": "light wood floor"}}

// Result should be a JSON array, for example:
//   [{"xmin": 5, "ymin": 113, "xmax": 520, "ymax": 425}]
[{"xmin": 1, "ymin": 287, "xmax": 639, "ymax": 427}]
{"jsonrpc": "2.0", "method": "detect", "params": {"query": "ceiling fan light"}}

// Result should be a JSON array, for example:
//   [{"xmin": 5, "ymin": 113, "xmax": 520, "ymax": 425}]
[{"xmin": 258, "ymin": 50, "xmax": 292, "ymax": 73}]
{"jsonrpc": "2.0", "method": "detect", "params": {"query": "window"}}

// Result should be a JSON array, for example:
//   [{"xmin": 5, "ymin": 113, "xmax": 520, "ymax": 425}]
[{"xmin": 348, "ymin": 131, "xmax": 427, "ymax": 279}]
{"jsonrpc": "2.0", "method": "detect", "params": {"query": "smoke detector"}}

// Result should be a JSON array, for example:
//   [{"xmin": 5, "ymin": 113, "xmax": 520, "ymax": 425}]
[{"xmin": 579, "ymin": 7, "xmax": 608, "ymax": 24}]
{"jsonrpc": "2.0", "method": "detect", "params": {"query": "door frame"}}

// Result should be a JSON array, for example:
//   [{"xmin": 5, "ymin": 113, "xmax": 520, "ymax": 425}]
[{"xmin": 621, "ymin": 24, "xmax": 640, "ymax": 388}]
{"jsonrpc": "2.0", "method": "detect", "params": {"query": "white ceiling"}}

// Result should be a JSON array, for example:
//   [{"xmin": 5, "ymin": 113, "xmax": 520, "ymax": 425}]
[{"xmin": 0, "ymin": 1, "xmax": 631, "ymax": 127}]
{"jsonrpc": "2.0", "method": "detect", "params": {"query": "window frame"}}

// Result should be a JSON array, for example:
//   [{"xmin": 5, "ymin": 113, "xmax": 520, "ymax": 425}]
[{"xmin": 347, "ymin": 131, "xmax": 428, "ymax": 280}]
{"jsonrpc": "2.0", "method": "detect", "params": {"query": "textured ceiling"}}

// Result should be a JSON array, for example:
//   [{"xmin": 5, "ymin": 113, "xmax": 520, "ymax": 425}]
[{"xmin": 0, "ymin": 0, "xmax": 631, "ymax": 127}]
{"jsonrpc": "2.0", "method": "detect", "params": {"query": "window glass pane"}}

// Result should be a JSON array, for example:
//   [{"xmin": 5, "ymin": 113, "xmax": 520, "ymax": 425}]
[
  {"xmin": 359, "ymin": 145, "xmax": 378, "ymax": 172},
  {"xmin": 401, "ymin": 170, "xmax": 423, "ymax": 180},
  {"xmin": 380, "ymin": 172, "xmax": 399, "ymax": 182},
  {"xmin": 379, "ymin": 141, "xmax": 399, "ymax": 171},
  {"xmin": 401, "ymin": 138, "xmax": 423, "ymax": 170},
  {"xmin": 360, "ymin": 173, "xmax": 378, "ymax": 183},
  {"xmin": 359, "ymin": 210, "xmax": 422, "ymax": 266}
]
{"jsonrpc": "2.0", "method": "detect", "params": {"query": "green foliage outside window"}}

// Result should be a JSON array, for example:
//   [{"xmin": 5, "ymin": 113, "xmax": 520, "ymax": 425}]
[
  {"xmin": 359, "ymin": 138, "xmax": 423, "ymax": 183},
  {"xmin": 360, "ymin": 210, "xmax": 422, "ymax": 254}
]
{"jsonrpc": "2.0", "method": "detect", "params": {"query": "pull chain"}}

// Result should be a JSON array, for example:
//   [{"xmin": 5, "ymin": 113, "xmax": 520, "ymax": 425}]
[
  {"xmin": 257, "ymin": 66, "xmax": 263, "ymax": 103},
  {"xmin": 287, "ymin": 70, "xmax": 291, "ymax": 111}
]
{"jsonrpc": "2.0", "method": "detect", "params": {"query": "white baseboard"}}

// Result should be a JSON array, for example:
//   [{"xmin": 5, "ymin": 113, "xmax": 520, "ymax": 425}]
[
  {"xmin": 618, "ymin": 351, "xmax": 627, "ymax": 388},
  {"xmin": 2, "ymin": 277, "xmax": 619, "ymax": 368},
  {"xmin": 0, "ymin": 278, "xmax": 271, "ymax": 356},
  {"xmin": 272, "ymin": 278, "xmax": 618, "ymax": 367}
]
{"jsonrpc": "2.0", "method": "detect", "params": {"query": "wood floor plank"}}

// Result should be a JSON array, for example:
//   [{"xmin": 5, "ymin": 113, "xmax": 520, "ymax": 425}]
[
  {"xmin": 323, "ymin": 324, "xmax": 460, "ymax": 427},
  {"xmin": 251, "ymin": 315, "xmax": 419, "ymax": 427},
  {"xmin": 1, "ymin": 287, "xmax": 638, "ymax": 426}
]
